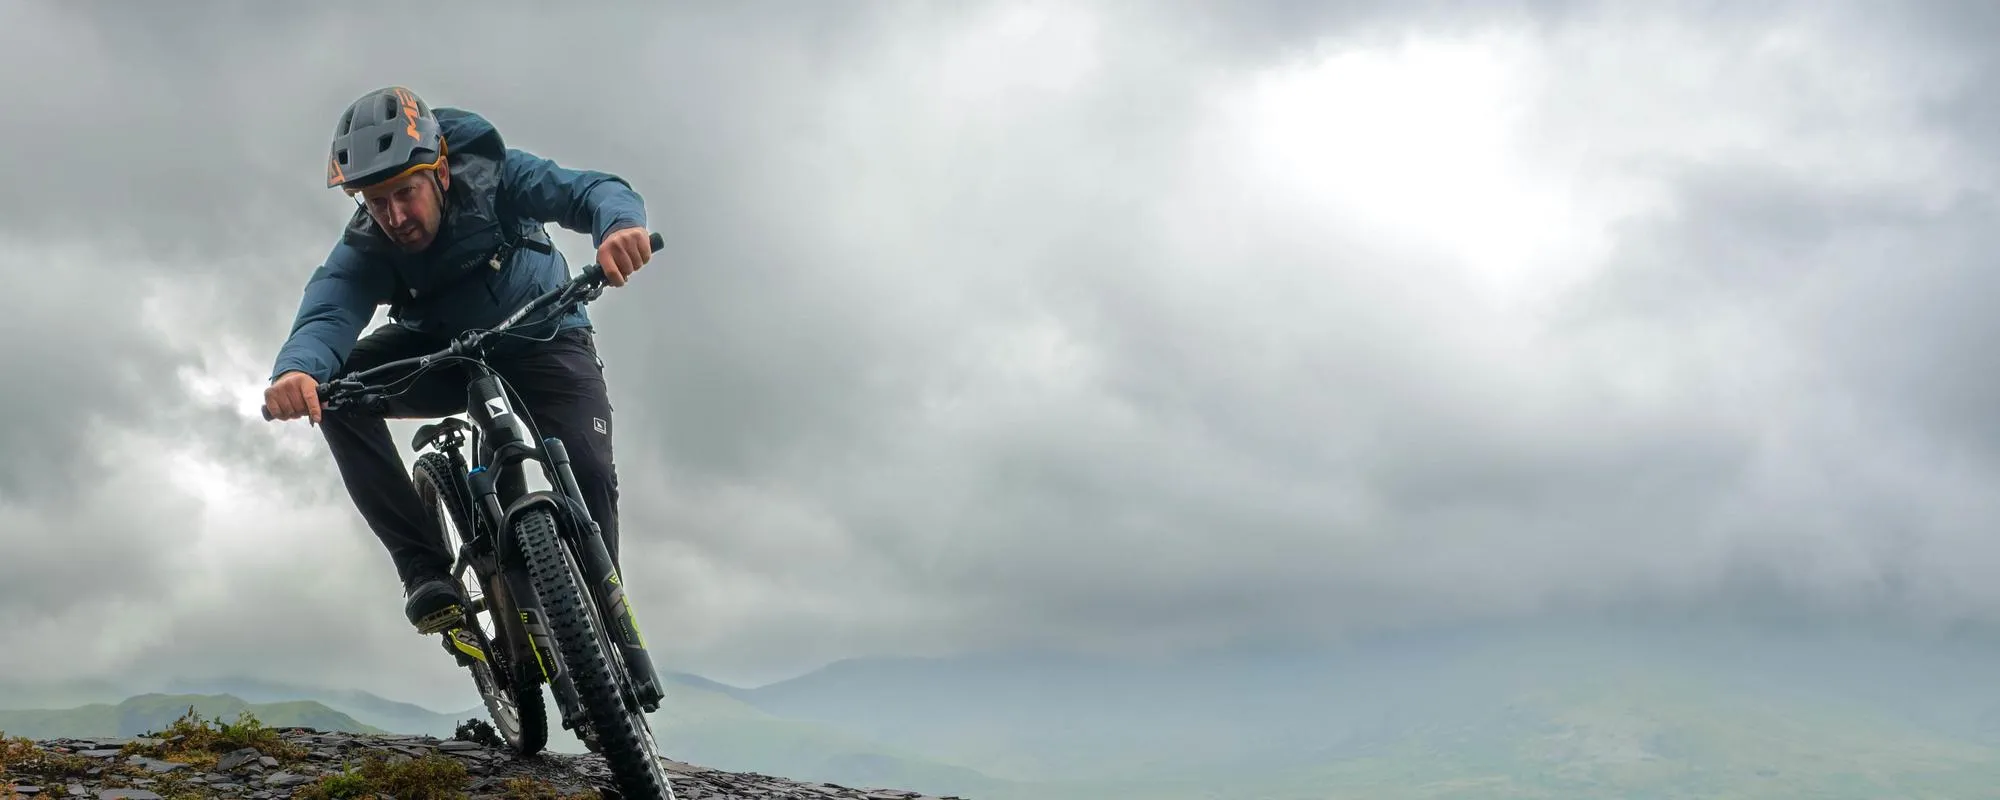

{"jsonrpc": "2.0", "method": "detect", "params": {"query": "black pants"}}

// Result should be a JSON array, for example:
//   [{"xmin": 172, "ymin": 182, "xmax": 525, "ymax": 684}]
[{"xmin": 320, "ymin": 324, "xmax": 621, "ymax": 586}]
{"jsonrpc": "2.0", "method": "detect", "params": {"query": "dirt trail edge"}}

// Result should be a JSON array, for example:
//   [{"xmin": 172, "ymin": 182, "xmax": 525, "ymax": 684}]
[{"xmin": 1, "ymin": 714, "xmax": 971, "ymax": 800}]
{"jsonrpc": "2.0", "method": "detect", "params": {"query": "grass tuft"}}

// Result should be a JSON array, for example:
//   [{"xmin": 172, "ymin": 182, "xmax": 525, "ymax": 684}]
[
  {"xmin": 500, "ymin": 775, "xmax": 600, "ymax": 800},
  {"xmin": 121, "ymin": 705, "xmax": 311, "ymax": 768},
  {"xmin": 0, "ymin": 732, "xmax": 95, "ymax": 778},
  {"xmin": 293, "ymin": 751, "xmax": 472, "ymax": 800}
]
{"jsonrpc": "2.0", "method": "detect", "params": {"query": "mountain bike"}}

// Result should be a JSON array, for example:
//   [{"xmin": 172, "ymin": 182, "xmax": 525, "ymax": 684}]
[{"xmin": 264, "ymin": 232, "xmax": 676, "ymax": 800}]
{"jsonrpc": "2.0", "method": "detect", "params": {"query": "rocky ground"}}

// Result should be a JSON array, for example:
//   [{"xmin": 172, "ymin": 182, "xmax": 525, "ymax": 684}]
[{"xmin": 1, "ymin": 715, "xmax": 968, "ymax": 800}]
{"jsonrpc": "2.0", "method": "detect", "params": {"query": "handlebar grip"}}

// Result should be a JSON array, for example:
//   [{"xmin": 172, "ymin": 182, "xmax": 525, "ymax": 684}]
[
  {"xmin": 260, "ymin": 381, "xmax": 333, "ymax": 422},
  {"xmin": 582, "ymin": 232, "xmax": 666, "ymax": 282}
]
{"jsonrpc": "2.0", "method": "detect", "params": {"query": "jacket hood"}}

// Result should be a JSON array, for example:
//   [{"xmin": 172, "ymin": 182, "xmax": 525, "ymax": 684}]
[{"xmin": 435, "ymin": 107, "xmax": 504, "ymax": 162}]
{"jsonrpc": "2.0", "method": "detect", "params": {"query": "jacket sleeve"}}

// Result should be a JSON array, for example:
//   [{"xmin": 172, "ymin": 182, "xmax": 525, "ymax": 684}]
[
  {"xmin": 269, "ymin": 244, "xmax": 390, "ymax": 382},
  {"xmin": 499, "ymin": 147, "xmax": 649, "ymax": 247}
]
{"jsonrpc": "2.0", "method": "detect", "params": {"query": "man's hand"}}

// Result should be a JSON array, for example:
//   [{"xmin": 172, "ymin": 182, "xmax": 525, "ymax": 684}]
[
  {"xmin": 597, "ymin": 226, "xmax": 653, "ymax": 287},
  {"xmin": 265, "ymin": 370, "xmax": 323, "ymax": 424}
]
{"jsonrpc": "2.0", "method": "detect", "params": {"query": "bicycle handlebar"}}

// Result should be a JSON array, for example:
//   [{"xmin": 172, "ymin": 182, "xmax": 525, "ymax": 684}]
[{"xmin": 261, "ymin": 231, "xmax": 664, "ymax": 421}]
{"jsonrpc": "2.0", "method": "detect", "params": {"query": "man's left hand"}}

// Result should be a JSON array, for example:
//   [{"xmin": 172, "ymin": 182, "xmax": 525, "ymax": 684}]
[{"xmin": 598, "ymin": 226, "xmax": 653, "ymax": 287}]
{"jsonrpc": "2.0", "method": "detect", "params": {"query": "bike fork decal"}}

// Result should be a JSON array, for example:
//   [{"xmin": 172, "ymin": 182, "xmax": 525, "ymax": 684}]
[
  {"xmin": 604, "ymin": 570, "xmax": 648, "ymax": 650},
  {"xmin": 518, "ymin": 609, "xmax": 560, "ymax": 682}
]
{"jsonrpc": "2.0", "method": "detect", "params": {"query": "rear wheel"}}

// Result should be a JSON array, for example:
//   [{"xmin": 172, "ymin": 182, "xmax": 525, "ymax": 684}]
[
  {"xmin": 413, "ymin": 451, "xmax": 549, "ymax": 757},
  {"xmin": 515, "ymin": 506, "xmax": 675, "ymax": 799}
]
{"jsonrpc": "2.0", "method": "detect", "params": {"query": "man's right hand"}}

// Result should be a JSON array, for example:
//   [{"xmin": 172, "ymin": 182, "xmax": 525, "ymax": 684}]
[{"xmin": 265, "ymin": 370, "xmax": 323, "ymax": 424}]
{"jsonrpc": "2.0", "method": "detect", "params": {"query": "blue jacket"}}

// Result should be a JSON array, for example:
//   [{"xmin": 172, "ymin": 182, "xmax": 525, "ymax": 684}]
[{"xmin": 270, "ymin": 108, "xmax": 647, "ymax": 382}]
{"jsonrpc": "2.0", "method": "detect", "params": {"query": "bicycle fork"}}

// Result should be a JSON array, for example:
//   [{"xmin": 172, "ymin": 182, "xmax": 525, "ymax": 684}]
[
  {"xmin": 471, "ymin": 467, "xmax": 586, "ymax": 722},
  {"xmin": 546, "ymin": 436, "xmax": 666, "ymax": 713}
]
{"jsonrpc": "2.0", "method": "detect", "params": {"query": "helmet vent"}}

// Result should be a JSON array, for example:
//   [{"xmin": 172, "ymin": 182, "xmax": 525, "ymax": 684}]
[{"xmin": 377, "ymin": 133, "xmax": 394, "ymax": 153}]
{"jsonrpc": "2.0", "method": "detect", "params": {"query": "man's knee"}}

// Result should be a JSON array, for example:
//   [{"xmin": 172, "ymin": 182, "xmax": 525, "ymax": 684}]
[
  {"xmin": 566, "ymin": 435, "xmax": 619, "ymax": 493},
  {"xmin": 316, "ymin": 401, "xmax": 384, "ymax": 450}
]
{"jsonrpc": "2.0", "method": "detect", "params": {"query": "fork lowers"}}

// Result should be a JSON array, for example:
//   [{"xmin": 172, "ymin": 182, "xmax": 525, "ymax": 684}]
[
  {"xmin": 474, "ymin": 463, "xmax": 582, "ymax": 719},
  {"xmin": 546, "ymin": 436, "xmax": 665, "ymax": 712}
]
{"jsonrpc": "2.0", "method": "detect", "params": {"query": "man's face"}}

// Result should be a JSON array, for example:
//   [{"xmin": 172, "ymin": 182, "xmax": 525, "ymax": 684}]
[{"xmin": 357, "ymin": 163, "xmax": 448, "ymax": 252}]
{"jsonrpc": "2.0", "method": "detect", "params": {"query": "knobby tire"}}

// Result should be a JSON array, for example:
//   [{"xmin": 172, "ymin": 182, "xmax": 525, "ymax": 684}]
[
  {"xmin": 413, "ymin": 452, "xmax": 550, "ymax": 757},
  {"xmin": 515, "ymin": 506, "xmax": 676, "ymax": 800}
]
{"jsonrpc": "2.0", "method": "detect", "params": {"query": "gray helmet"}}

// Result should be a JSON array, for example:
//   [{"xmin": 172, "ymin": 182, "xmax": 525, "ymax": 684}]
[{"xmin": 326, "ymin": 86, "xmax": 445, "ymax": 191}]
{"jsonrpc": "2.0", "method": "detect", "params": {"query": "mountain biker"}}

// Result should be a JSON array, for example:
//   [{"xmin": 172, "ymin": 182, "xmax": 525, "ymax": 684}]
[{"xmin": 261, "ymin": 86, "xmax": 653, "ymax": 653}]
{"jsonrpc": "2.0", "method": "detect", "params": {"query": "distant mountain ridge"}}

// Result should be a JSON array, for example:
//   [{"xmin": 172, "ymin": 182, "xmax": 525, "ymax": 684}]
[
  {"xmin": 0, "ymin": 693, "xmax": 382, "ymax": 740},
  {"xmin": 155, "ymin": 675, "xmax": 481, "ymax": 739}
]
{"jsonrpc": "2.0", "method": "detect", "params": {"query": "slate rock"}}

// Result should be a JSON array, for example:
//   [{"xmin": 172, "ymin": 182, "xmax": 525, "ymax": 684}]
[
  {"xmin": 95, "ymin": 791, "xmax": 163, "ymax": 800},
  {"xmin": 261, "ymin": 771, "xmax": 316, "ymax": 789},
  {"xmin": 126, "ymin": 756, "xmax": 187, "ymax": 773},
  {"xmin": 215, "ymin": 747, "xmax": 261, "ymax": 772}
]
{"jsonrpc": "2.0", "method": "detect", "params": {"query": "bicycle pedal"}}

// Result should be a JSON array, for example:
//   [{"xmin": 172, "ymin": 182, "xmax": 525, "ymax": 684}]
[
  {"xmin": 443, "ymin": 628, "xmax": 489, "ymax": 666},
  {"xmin": 414, "ymin": 604, "xmax": 463, "ymax": 635}
]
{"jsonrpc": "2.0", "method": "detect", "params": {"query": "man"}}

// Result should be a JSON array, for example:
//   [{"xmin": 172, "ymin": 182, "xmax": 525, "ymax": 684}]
[{"xmin": 263, "ymin": 86, "xmax": 653, "ymax": 649}]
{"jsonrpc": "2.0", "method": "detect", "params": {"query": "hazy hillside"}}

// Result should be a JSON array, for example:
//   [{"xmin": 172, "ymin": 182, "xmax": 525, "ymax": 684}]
[
  {"xmin": 0, "ymin": 693, "xmax": 384, "ymax": 740},
  {"xmin": 157, "ymin": 675, "xmax": 480, "ymax": 739},
  {"xmin": 17, "ymin": 622, "xmax": 2000, "ymax": 797},
  {"xmin": 732, "ymin": 621, "xmax": 2000, "ymax": 799},
  {"xmin": 644, "ymin": 672, "xmax": 1007, "ymax": 797}
]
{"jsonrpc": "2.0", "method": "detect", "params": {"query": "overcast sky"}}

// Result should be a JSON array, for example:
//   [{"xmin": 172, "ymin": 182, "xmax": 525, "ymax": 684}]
[{"xmin": 4, "ymin": 0, "xmax": 1999, "ymax": 711}]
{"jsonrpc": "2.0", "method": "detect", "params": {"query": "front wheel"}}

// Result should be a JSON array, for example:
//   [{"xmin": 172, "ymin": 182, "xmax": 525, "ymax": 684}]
[
  {"xmin": 515, "ymin": 506, "xmax": 676, "ymax": 799},
  {"xmin": 413, "ymin": 452, "xmax": 549, "ymax": 757}
]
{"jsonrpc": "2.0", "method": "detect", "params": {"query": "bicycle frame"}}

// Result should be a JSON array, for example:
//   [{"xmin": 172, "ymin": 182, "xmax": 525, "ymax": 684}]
[{"xmin": 269, "ymin": 232, "xmax": 668, "ymax": 731}]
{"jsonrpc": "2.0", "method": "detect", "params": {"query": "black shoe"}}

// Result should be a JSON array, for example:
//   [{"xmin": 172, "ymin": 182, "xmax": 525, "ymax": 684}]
[{"xmin": 404, "ymin": 571, "xmax": 465, "ymax": 634}]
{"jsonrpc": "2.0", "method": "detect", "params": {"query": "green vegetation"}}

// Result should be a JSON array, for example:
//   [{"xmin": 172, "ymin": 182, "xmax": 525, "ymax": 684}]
[
  {"xmin": 0, "ymin": 733, "xmax": 96, "ymax": 780},
  {"xmin": 498, "ymin": 776, "xmax": 600, "ymax": 800},
  {"xmin": 1, "ymin": 707, "xmax": 578, "ymax": 800},
  {"xmin": 119, "ymin": 705, "xmax": 311, "ymax": 769},
  {"xmin": 292, "ymin": 751, "xmax": 471, "ymax": 800},
  {"xmin": 2, "ymin": 707, "xmax": 312, "ymax": 800}
]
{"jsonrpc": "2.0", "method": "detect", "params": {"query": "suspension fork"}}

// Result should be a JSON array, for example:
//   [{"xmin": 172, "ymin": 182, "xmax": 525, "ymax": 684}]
[
  {"xmin": 470, "ymin": 440, "xmax": 583, "ymax": 719},
  {"xmin": 545, "ymin": 435, "xmax": 664, "ymax": 711}
]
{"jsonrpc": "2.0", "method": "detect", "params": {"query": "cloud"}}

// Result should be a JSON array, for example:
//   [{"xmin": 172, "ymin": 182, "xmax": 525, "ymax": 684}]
[{"xmin": 3, "ymin": 0, "xmax": 2000, "ymax": 698}]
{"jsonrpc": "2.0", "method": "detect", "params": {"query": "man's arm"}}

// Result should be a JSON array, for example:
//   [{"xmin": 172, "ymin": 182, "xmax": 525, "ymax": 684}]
[
  {"xmin": 270, "ymin": 244, "xmax": 390, "ymax": 383},
  {"xmin": 499, "ymin": 147, "xmax": 649, "ymax": 247}
]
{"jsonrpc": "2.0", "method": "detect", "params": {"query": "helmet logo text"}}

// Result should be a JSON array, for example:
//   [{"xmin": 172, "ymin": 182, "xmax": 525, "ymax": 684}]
[{"xmin": 394, "ymin": 86, "xmax": 422, "ymax": 141}]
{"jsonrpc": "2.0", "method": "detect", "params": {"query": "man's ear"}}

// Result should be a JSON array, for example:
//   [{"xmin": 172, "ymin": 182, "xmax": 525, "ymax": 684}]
[{"xmin": 436, "ymin": 158, "xmax": 451, "ymax": 191}]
